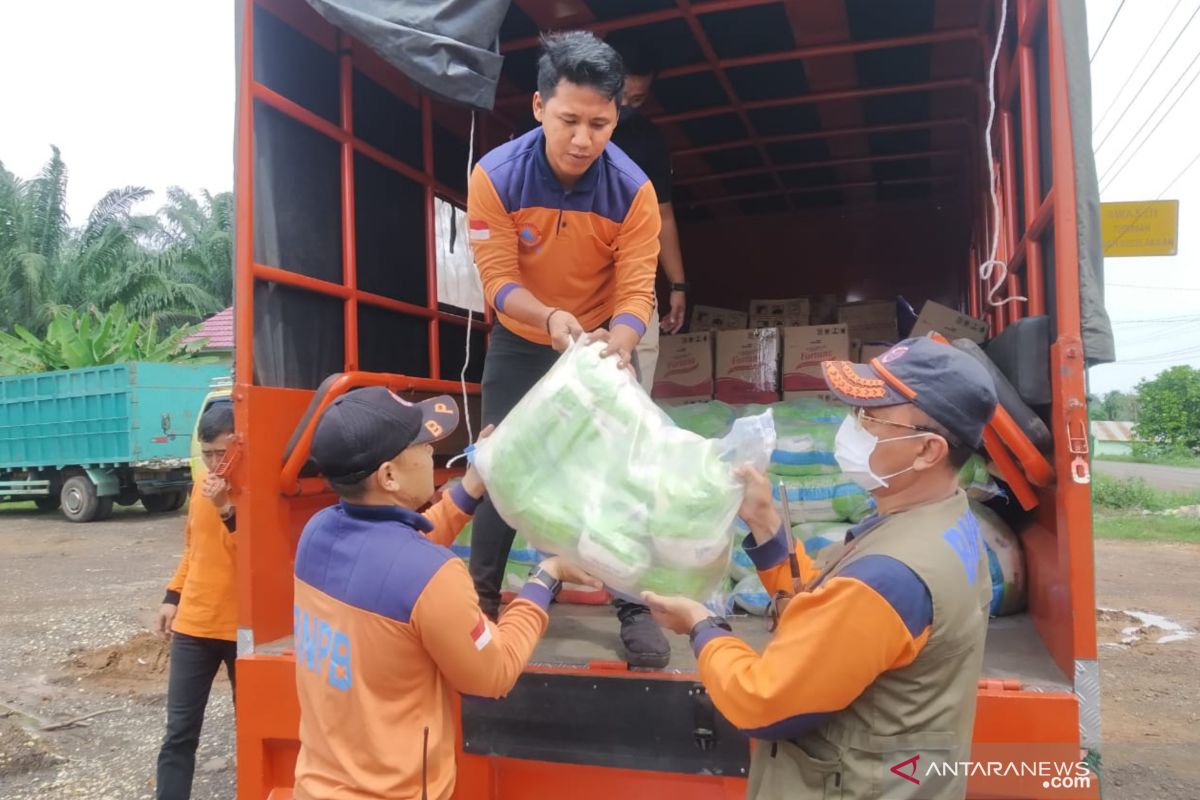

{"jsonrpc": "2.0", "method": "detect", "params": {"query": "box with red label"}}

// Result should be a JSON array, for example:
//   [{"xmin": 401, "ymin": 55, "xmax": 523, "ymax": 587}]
[
  {"xmin": 837, "ymin": 300, "xmax": 898, "ymax": 345},
  {"xmin": 715, "ymin": 329, "xmax": 781, "ymax": 404},
  {"xmin": 651, "ymin": 332, "xmax": 714, "ymax": 404},
  {"xmin": 690, "ymin": 305, "xmax": 749, "ymax": 332},
  {"xmin": 909, "ymin": 300, "xmax": 989, "ymax": 343},
  {"xmin": 782, "ymin": 324, "xmax": 851, "ymax": 400}
]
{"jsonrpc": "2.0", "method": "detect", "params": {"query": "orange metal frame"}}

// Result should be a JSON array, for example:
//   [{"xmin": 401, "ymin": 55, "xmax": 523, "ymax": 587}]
[{"xmin": 233, "ymin": 1, "xmax": 1097, "ymax": 797}]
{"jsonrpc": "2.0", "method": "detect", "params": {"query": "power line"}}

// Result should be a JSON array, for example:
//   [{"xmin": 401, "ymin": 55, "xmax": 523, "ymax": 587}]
[
  {"xmin": 1099, "ymin": 52, "xmax": 1200, "ymax": 191},
  {"xmin": 1092, "ymin": 0, "xmax": 1185, "ymax": 133},
  {"xmin": 1094, "ymin": 2, "xmax": 1200, "ymax": 154},
  {"xmin": 1091, "ymin": 0, "xmax": 1127, "ymax": 63},
  {"xmin": 1111, "ymin": 314, "xmax": 1200, "ymax": 325}
]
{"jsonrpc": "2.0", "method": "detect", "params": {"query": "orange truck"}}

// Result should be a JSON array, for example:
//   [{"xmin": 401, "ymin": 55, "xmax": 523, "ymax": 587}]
[{"xmin": 229, "ymin": 0, "xmax": 1110, "ymax": 797}]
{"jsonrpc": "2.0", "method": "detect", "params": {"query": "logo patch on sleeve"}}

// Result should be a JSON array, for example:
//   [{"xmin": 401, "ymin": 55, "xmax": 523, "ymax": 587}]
[
  {"xmin": 470, "ymin": 615, "xmax": 493, "ymax": 651},
  {"xmin": 469, "ymin": 219, "xmax": 491, "ymax": 240}
]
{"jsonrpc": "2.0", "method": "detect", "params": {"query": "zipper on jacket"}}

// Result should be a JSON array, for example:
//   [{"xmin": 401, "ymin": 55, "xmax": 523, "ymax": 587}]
[{"xmin": 422, "ymin": 725, "xmax": 429, "ymax": 800}]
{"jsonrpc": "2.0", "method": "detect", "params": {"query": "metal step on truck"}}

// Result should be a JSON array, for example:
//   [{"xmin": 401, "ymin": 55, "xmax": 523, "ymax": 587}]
[
  {"xmin": 0, "ymin": 362, "xmax": 230, "ymax": 522},
  {"xmin": 229, "ymin": 0, "xmax": 1111, "ymax": 797}
]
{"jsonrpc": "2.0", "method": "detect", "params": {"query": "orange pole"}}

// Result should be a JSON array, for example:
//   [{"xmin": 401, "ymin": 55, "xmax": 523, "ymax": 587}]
[
  {"xmin": 339, "ymin": 40, "xmax": 359, "ymax": 371},
  {"xmin": 233, "ymin": 0, "xmax": 255, "ymax": 387}
]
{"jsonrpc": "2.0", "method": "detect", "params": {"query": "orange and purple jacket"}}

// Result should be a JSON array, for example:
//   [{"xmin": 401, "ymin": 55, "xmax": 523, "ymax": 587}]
[
  {"xmin": 693, "ymin": 518, "xmax": 935, "ymax": 739},
  {"xmin": 468, "ymin": 127, "xmax": 661, "ymax": 345},
  {"xmin": 164, "ymin": 482, "xmax": 237, "ymax": 641},
  {"xmin": 291, "ymin": 484, "xmax": 553, "ymax": 800}
]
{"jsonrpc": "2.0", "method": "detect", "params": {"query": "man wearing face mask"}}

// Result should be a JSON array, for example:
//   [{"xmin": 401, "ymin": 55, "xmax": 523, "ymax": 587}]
[
  {"xmin": 609, "ymin": 38, "xmax": 690, "ymax": 391},
  {"xmin": 642, "ymin": 337, "xmax": 999, "ymax": 799}
]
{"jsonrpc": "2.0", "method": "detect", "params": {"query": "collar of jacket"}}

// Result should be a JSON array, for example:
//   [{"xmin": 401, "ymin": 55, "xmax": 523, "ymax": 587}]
[{"xmin": 338, "ymin": 500, "xmax": 434, "ymax": 532}]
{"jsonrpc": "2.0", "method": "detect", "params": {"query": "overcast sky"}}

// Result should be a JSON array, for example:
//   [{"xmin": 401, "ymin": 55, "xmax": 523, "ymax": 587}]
[{"xmin": 1, "ymin": 1, "xmax": 1196, "ymax": 394}]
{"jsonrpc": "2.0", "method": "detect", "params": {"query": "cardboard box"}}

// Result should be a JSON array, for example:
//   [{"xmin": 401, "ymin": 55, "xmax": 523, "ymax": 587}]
[
  {"xmin": 838, "ymin": 300, "xmax": 898, "ymax": 345},
  {"xmin": 691, "ymin": 305, "xmax": 749, "ymax": 332},
  {"xmin": 781, "ymin": 324, "xmax": 850, "ymax": 397},
  {"xmin": 909, "ymin": 300, "xmax": 989, "ymax": 344},
  {"xmin": 651, "ymin": 332, "xmax": 713, "ymax": 404},
  {"xmin": 749, "ymin": 298, "xmax": 810, "ymax": 327},
  {"xmin": 749, "ymin": 314, "xmax": 786, "ymax": 331},
  {"xmin": 715, "ymin": 329, "xmax": 781, "ymax": 404},
  {"xmin": 806, "ymin": 294, "xmax": 840, "ymax": 325},
  {"xmin": 860, "ymin": 343, "xmax": 892, "ymax": 363}
]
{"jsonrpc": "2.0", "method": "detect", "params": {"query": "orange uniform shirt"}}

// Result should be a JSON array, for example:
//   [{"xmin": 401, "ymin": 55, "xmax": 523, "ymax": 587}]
[
  {"xmin": 468, "ymin": 127, "xmax": 661, "ymax": 345},
  {"xmin": 164, "ymin": 482, "xmax": 237, "ymax": 641},
  {"xmin": 292, "ymin": 484, "xmax": 555, "ymax": 800}
]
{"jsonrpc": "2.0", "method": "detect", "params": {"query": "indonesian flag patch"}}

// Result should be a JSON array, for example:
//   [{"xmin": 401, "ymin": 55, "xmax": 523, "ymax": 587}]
[
  {"xmin": 470, "ymin": 615, "xmax": 493, "ymax": 651},
  {"xmin": 469, "ymin": 219, "xmax": 490, "ymax": 240}
]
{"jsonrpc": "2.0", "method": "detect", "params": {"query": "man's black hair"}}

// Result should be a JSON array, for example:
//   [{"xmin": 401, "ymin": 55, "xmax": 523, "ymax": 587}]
[
  {"xmin": 920, "ymin": 415, "xmax": 976, "ymax": 470},
  {"xmin": 537, "ymin": 30, "xmax": 624, "ymax": 103},
  {"xmin": 609, "ymin": 35, "xmax": 657, "ymax": 77},
  {"xmin": 198, "ymin": 401, "xmax": 234, "ymax": 443}
]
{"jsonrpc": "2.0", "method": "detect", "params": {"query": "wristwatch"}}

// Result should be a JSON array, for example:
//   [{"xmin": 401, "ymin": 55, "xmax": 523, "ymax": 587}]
[
  {"xmin": 689, "ymin": 615, "xmax": 732, "ymax": 647},
  {"xmin": 526, "ymin": 565, "xmax": 563, "ymax": 597},
  {"xmin": 669, "ymin": 281, "xmax": 690, "ymax": 294}
]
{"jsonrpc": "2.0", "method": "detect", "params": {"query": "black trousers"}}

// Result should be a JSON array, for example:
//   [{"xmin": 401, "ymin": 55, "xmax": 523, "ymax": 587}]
[
  {"xmin": 468, "ymin": 324, "xmax": 644, "ymax": 619},
  {"xmin": 155, "ymin": 632, "xmax": 237, "ymax": 800}
]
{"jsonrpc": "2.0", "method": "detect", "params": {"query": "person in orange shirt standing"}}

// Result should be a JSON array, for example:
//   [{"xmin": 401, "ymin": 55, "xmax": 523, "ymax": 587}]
[
  {"xmin": 467, "ymin": 30, "xmax": 670, "ymax": 667},
  {"xmin": 153, "ymin": 401, "xmax": 237, "ymax": 800}
]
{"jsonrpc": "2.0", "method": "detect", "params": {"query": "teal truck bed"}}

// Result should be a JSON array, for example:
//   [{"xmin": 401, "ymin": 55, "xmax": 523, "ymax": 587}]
[{"xmin": 0, "ymin": 362, "xmax": 229, "ymax": 521}]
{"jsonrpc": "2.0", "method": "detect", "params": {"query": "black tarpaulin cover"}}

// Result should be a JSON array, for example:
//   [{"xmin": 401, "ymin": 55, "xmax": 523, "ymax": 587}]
[{"xmin": 304, "ymin": 0, "xmax": 512, "ymax": 111}]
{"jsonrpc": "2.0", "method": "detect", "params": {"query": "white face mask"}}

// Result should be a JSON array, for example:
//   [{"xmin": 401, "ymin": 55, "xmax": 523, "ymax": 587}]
[{"xmin": 834, "ymin": 413, "xmax": 932, "ymax": 492}]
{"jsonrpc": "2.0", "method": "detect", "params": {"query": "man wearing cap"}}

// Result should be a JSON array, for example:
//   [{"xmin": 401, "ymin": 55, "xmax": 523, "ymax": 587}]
[
  {"xmin": 643, "ymin": 337, "xmax": 998, "ymax": 799},
  {"xmin": 291, "ymin": 388, "xmax": 598, "ymax": 800}
]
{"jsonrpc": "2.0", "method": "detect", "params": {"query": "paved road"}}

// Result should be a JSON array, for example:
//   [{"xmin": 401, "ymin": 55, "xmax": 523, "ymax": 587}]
[{"xmin": 1094, "ymin": 461, "xmax": 1200, "ymax": 492}]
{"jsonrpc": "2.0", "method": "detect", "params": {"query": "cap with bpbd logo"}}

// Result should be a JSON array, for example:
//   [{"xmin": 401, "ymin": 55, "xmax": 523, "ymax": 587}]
[
  {"xmin": 821, "ymin": 336, "xmax": 998, "ymax": 448},
  {"xmin": 311, "ymin": 387, "xmax": 460, "ymax": 481}
]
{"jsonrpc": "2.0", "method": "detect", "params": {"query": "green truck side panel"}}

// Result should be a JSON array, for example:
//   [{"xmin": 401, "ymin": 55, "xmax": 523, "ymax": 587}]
[{"xmin": 0, "ymin": 363, "xmax": 228, "ymax": 470}]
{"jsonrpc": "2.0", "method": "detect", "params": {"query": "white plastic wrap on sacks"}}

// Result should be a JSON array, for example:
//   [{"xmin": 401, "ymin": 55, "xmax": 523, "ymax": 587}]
[{"xmin": 475, "ymin": 339, "xmax": 776, "ymax": 603}]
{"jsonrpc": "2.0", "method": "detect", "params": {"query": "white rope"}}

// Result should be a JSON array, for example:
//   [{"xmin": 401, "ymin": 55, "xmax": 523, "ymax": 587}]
[
  {"xmin": 979, "ymin": 0, "xmax": 1027, "ymax": 309},
  {"xmin": 447, "ymin": 110, "xmax": 478, "ymax": 469}
]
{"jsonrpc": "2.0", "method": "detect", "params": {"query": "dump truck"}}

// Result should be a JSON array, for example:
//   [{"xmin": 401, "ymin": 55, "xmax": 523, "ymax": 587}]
[
  {"xmin": 0, "ymin": 362, "xmax": 230, "ymax": 521},
  {"xmin": 230, "ymin": 0, "xmax": 1110, "ymax": 797}
]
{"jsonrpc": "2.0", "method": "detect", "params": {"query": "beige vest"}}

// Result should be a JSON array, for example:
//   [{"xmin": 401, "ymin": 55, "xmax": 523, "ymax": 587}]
[{"xmin": 747, "ymin": 491, "xmax": 991, "ymax": 800}]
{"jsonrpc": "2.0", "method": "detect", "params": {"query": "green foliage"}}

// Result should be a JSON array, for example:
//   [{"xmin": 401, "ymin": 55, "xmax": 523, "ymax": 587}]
[
  {"xmin": 0, "ymin": 304, "xmax": 213, "ymax": 375},
  {"xmin": 1134, "ymin": 366, "xmax": 1200, "ymax": 454},
  {"xmin": 1, "ymin": 148, "xmax": 231, "ymax": 337},
  {"xmin": 1094, "ymin": 514, "xmax": 1200, "ymax": 543},
  {"xmin": 1088, "ymin": 389, "xmax": 1138, "ymax": 422},
  {"xmin": 1092, "ymin": 473, "xmax": 1200, "ymax": 512}
]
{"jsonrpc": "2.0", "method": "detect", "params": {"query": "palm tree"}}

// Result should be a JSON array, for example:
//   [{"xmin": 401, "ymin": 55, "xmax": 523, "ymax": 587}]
[
  {"xmin": 153, "ymin": 187, "xmax": 234, "ymax": 309},
  {"xmin": 0, "ymin": 146, "xmax": 70, "ymax": 331},
  {"xmin": 0, "ymin": 149, "xmax": 227, "ymax": 334}
]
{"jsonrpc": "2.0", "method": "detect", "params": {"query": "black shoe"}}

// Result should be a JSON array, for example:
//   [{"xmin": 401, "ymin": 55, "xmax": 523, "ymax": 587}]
[{"xmin": 617, "ymin": 603, "xmax": 671, "ymax": 669}]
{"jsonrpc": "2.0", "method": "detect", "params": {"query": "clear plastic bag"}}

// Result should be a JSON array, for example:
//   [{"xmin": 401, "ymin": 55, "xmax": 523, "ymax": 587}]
[{"xmin": 475, "ymin": 338, "xmax": 776, "ymax": 603}]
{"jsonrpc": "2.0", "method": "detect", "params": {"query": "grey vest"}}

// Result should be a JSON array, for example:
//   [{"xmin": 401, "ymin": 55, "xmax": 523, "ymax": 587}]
[{"xmin": 747, "ymin": 491, "xmax": 991, "ymax": 800}]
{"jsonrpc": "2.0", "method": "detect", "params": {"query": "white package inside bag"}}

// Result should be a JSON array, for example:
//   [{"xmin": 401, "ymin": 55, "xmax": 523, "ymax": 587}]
[{"xmin": 474, "ymin": 338, "xmax": 776, "ymax": 603}]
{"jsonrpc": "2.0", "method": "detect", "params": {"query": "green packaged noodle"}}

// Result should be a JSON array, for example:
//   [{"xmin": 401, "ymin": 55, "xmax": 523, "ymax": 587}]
[
  {"xmin": 661, "ymin": 400, "xmax": 736, "ymax": 439},
  {"xmin": 476, "ymin": 340, "xmax": 776, "ymax": 602}
]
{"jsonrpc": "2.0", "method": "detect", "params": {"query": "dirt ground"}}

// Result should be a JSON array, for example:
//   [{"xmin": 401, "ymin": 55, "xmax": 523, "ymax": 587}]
[{"xmin": 0, "ymin": 507, "xmax": 1196, "ymax": 799}]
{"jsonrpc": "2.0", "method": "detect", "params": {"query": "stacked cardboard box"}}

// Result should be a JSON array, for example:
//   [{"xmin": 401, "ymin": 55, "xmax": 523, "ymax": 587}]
[
  {"xmin": 714, "ymin": 328, "xmax": 781, "ymax": 404},
  {"xmin": 690, "ymin": 305, "xmax": 749, "ymax": 332},
  {"xmin": 838, "ymin": 300, "xmax": 899, "ymax": 345},
  {"xmin": 910, "ymin": 300, "xmax": 989, "ymax": 343},
  {"xmin": 782, "ymin": 324, "xmax": 851, "ymax": 400},
  {"xmin": 748, "ymin": 298, "xmax": 810, "ymax": 330},
  {"xmin": 651, "ymin": 333, "xmax": 715, "ymax": 405}
]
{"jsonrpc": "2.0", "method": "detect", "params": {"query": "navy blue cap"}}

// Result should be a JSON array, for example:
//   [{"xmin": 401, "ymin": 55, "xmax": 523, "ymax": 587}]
[
  {"xmin": 311, "ymin": 387, "xmax": 460, "ymax": 481},
  {"xmin": 821, "ymin": 337, "xmax": 998, "ymax": 448}
]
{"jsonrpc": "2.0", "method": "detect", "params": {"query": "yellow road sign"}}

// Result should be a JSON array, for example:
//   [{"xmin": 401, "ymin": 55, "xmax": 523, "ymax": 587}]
[{"xmin": 1101, "ymin": 200, "xmax": 1179, "ymax": 257}]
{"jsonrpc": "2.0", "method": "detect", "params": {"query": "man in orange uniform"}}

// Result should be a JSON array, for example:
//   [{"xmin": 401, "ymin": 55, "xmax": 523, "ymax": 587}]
[
  {"xmin": 154, "ymin": 401, "xmax": 237, "ymax": 800},
  {"xmin": 291, "ymin": 388, "xmax": 596, "ymax": 800},
  {"xmin": 467, "ymin": 30, "xmax": 670, "ymax": 667},
  {"xmin": 644, "ymin": 339, "xmax": 998, "ymax": 798}
]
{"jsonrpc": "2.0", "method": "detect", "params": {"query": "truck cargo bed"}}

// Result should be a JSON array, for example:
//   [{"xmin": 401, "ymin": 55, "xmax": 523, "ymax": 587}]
[{"xmin": 261, "ymin": 603, "xmax": 1070, "ymax": 693}]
